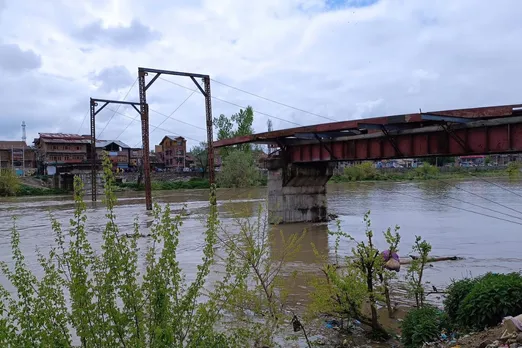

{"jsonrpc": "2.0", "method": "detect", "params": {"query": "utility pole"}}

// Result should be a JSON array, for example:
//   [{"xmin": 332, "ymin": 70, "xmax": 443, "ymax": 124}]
[
  {"xmin": 21, "ymin": 121, "xmax": 26, "ymax": 175},
  {"xmin": 137, "ymin": 67, "xmax": 215, "ymax": 209}
]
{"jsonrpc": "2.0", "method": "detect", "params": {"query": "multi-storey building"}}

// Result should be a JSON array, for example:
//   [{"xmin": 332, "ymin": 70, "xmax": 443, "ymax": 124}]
[
  {"xmin": 160, "ymin": 136, "xmax": 187, "ymax": 170},
  {"xmin": 130, "ymin": 148, "xmax": 143, "ymax": 169},
  {"xmin": 96, "ymin": 140, "xmax": 131, "ymax": 170},
  {"xmin": 33, "ymin": 133, "xmax": 90, "ymax": 175},
  {"xmin": 0, "ymin": 141, "xmax": 36, "ymax": 174}
]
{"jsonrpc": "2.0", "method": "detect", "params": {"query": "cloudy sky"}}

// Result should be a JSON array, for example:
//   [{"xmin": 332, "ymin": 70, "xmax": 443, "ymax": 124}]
[{"xmin": 1, "ymin": 0, "xmax": 521, "ymax": 150}]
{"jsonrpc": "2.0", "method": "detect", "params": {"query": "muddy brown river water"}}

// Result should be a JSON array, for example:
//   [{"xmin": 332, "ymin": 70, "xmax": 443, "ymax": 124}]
[{"xmin": 1, "ymin": 178, "xmax": 522, "ymax": 339}]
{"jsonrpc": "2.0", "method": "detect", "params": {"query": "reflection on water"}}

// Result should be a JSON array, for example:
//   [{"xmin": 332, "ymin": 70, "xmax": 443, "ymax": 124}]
[{"xmin": 1, "ymin": 178, "xmax": 522, "ymax": 306}]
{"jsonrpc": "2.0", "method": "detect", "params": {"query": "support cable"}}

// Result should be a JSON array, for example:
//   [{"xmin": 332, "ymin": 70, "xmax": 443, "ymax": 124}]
[
  {"xmin": 98, "ymin": 77, "xmax": 138, "ymax": 138},
  {"xmin": 159, "ymin": 77, "xmax": 302, "ymax": 127},
  {"xmin": 211, "ymin": 78, "xmax": 338, "ymax": 122},
  {"xmin": 435, "ymin": 178, "xmax": 522, "ymax": 215},
  {"xmin": 467, "ymin": 172, "xmax": 522, "ymax": 199},
  {"xmin": 396, "ymin": 191, "xmax": 522, "ymax": 226}
]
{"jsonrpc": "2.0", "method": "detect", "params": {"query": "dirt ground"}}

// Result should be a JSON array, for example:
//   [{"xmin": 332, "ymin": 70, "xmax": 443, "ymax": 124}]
[{"xmin": 19, "ymin": 176, "xmax": 51, "ymax": 188}]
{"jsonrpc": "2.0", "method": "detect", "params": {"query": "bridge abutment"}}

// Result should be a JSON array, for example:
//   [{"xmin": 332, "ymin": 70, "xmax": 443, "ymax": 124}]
[{"xmin": 266, "ymin": 159, "xmax": 334, "ymax": 224}]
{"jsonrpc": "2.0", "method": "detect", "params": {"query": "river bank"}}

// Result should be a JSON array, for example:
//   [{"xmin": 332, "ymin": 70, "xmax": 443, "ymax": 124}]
[{"xmin": 330, "ymin": 162, "xmax": 519, "ymax": 183}]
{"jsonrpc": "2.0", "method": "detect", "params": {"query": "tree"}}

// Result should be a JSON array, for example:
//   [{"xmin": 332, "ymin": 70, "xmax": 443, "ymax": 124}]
[
  {"xmin": 217, "ymin": 150, "xmax": 261, "ymax": 188},
  {"xmin": 214, "ymin": 106, "xmax": 255, "ymax": 157},
  {"xmin": 190, "ymin": 142, "xmax": 208, "ymax": 178}
]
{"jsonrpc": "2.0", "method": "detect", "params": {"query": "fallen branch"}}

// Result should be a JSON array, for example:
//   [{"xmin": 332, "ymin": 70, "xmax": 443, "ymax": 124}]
[
  {"xmin": 400, "ymin": 256, "xmax": 463, "ymax": 265},
  {"xmin": 334, "ymin": 256, "xmax": 463, "ymax": 270}
]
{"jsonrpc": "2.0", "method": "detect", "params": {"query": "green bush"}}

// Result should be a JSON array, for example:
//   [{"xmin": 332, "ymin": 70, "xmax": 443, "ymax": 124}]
[
  {"xmin": 410, "ymin": 164, "xmax": 439, "ymax": 179},
  {"xmin": 117, "ymin": 179, "xmax": 210, "ymax": 191},
  {"xmin": 401, "ymin": 306, "xmax": 443, "ymax": 348},
  {"xmin": 16, "ymin": 185, "xmax": 67, "ymax": 196},
  {"xmin": 0, "ymin": 156, "xmax": 232, "ymax": 347},
  {"xmin": 507, "ymin": 161, "xmax": 521, "ymax": 177},
  {"xmin": 342, "ymin": 162, "xmax": 378, "ymax": 181},
  {"xmin": 443, "ymin": 277, "xmax": 480, "ymax": 327},
  {"xmin": 456, "ymin": 272, "xmax": 522, "ymax": 330},
  {"xmin": 217, "ymin": 150, "xmax": 263, "ymax": 188},
  {"xmin": 0, "ymin": 169, "xmax": 20, "ymax": 196}
]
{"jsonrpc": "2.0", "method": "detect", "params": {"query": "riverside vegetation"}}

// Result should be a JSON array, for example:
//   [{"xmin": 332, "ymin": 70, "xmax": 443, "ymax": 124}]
[
  {"xmin": 1, "ymin": 155, "xmax": 521, "ymax": 347},
  {"xmin": 330, "ymin": 161, "xmax": 521, "ymax": 183},
  {"xmin": 0, "ymin": 154, "xmax": 307, "ymax": 347}
]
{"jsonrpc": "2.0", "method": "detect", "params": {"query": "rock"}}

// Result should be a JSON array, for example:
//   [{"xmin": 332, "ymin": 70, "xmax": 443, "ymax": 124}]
[
  {"xmin": 478, "ymin": 340, "xmax": 493, "ymax": 348},
  {"xmin": 517, "ymin": 333, "xmax": 522, "ymax": 344},
  {"xmin": 509, "ymin": 343, "xmax": 518, "ymax": 348}
]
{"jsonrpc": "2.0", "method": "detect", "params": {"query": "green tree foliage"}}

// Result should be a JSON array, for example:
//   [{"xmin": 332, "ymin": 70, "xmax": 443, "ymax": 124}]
[
  {"xmin": 0, "ymin": 154, "xmax": 233, "ymax": 347},
  {"xmin": 380, "ymin": 225, "xmax": 401, "ymax": 318},
  {"xmin": 0, "ymin": 168, "xmax": 20, "ymax": 197},
  {"xmin": 216, "ymin": 204, "xmax": 309, "ymax": 347},
  {"xmin": 401, "ymin": 306, "xmax": 444, "ymax": 348},
  {"xmin": 443, "ymin": 277, "xmax": 480, "ymax": 327},
  {"xmin": 217, "ymin": 150, "xmax": 262, "ymax": 188},
  {"xmin": 0, "ymin": 153, "xmax": 309, "ymax": 347},
  {"xmin": 405, "ymin": 236, "xmax": 432, "ymax": 308},
  {"xmin": 308, "ymin": 213, "xmax": 399, "ymax": 339},
  {"xmin": 507, "ymin": 161, "xmax": 521, "ymax": 178},
  {"xmin": 341, "ymin": 162, "xmax": 378, "ymax": 181},
  {"xmin": 214, "ymin": 106, "xmax": 264, "ymax": 188},
  {"xmin": 454, "ymin": 272, "xmax": 522, "ymax": 330},
  {"xmin": 412, "ymin": 164, "xmax": 439, "ymax": 179},
  {"xmin": 214, "ymin": 106, "xmax": 255, "ymax": 157},
  {"xmin": 190, "ymin": 142, "xmax": 208, "ymax": 177}
]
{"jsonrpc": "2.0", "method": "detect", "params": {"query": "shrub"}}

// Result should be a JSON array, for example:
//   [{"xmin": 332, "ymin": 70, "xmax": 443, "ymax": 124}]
[
  {"xmin": 456, "ymin": 272, "xmax": 522, "ymax": 330},
  {"xmin": 0, "ymin": 169, "xmax": 20, "ymax": 196},
  {"xmin": 217, "ymin": 150, "xmax": 262, "ymax": 188},
  {"xmin": 342, "ymin": 162, "xmax": 377, "ymax": 181},
  {"xmin": 0, "ymin": 155, "xmax": 233, "ymax": 346},
  {"xmin": 507, "ymin": 161, "xmax": 521, "ymax": 177},
  {"xmin": 443, "ymin": 277, "xmax": 480, "ymax": 327},
  {"xmin": 411, "ymin": 164, "xmax": 439, "ymax": 179},
  {"xmin": 401, "ymin": 306, "xmax": 443, "ymax": 348}
]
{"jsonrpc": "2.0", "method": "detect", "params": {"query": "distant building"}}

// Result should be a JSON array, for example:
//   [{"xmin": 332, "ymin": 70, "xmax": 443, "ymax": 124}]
[
  {"xmin": 160, "ymin": 136, "xmax": 187, "ymax": 170},
  {"xmin": 130, "ymin": 148, "xmax": 143, "ymax": 168},
  {"xmin": 33, "ymin": 133, "xmax": 90, "ymax": 175},
  {"xmin": 96, "ymin": 140, "xmax": 131, "ymax": 170},
  {"xmin": 0, "ymin": 141, "xmax": 36, "ymax": 175}
]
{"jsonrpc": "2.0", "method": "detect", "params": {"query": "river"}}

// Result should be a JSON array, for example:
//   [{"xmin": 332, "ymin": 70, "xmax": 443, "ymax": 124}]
[{"xmin": 1, "ymin": 178, "xmax": 522, "ymax": 317}]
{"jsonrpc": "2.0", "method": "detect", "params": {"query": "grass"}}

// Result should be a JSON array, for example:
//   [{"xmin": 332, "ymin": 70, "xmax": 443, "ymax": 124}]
[
  {"xmin": 16, "ymin": 185, "xmax": 68, "ymax": 196},
  {"xmin": 116, "ymin": 177, "xmax": 211, "ymax": 191}
]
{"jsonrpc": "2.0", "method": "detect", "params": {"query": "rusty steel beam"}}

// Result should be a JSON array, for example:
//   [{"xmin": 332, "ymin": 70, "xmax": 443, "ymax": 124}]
[
  {"xmin": 137, "ymin": 67, "xmax": 215, "ymax": 209},
  {"xmin": 89, "ymin": 97, "xmax": 141, "ymax": 203},
  {"xmin": 138, "ymin": 71, "xmax": 153, "ymax": 211},
  {"xmin": 213, "ymin": 103, "xmax": 522, "ymax": 148},
  {"xmin": 286, "ymin": 116, "xmax": 522, "ymax": 162}
]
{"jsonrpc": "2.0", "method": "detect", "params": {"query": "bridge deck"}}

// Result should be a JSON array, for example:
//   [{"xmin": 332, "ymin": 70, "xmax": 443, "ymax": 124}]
[{"xmin": 213, "ymin": 103, "xmax": 522, "ymax": 161}]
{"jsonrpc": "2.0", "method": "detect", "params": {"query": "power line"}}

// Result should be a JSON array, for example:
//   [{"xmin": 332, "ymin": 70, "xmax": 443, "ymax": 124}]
[
  {"xmin": 441, "ymin": 192, "xmax": 522, "ymax": 222},
  {"xmin": 115, "ymin": 91, "xmax": 198, "ymax": 142},
  {"xmin": 436, "ymin": 178, "xmax": 522, "ymax": 216},
  {"xmin": 396, "ymin": 191, "xmax": 522, "ymax": 226},
  {"xmin": 98, "ymin": 77, "xmax": 138, "ymax": 138},
  {"xmin": 105, "ymin": 108, "xmax": 203, "ymax": 145},
  {"xmin": 211, "ymin": 78, "xmax": 338, "ymax": 122},
  {"xmin": 77, "ymin": 111, "xmax": 89, "ymax": 134},
  {"xmin": 467, "ymin": 172, "xmax": 522, "ymax": 199},
  {"xmin": 150, "ymin": 92, "xmax": 201, "ymax": 132},
  {"xmin": 158, "ymin": 77, "xmax": 302, "ymax": 127}
]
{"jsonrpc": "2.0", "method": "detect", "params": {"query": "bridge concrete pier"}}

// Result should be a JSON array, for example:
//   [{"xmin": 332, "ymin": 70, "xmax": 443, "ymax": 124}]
[{"xmin": 266, "ymin": 158, "xmax": 334, "ymax": 224}]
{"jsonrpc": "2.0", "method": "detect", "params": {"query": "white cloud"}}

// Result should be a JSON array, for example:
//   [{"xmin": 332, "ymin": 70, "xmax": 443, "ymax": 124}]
[{"xmin": 0, "ymin": 0, "xmax": 521, "ymax": 149}]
